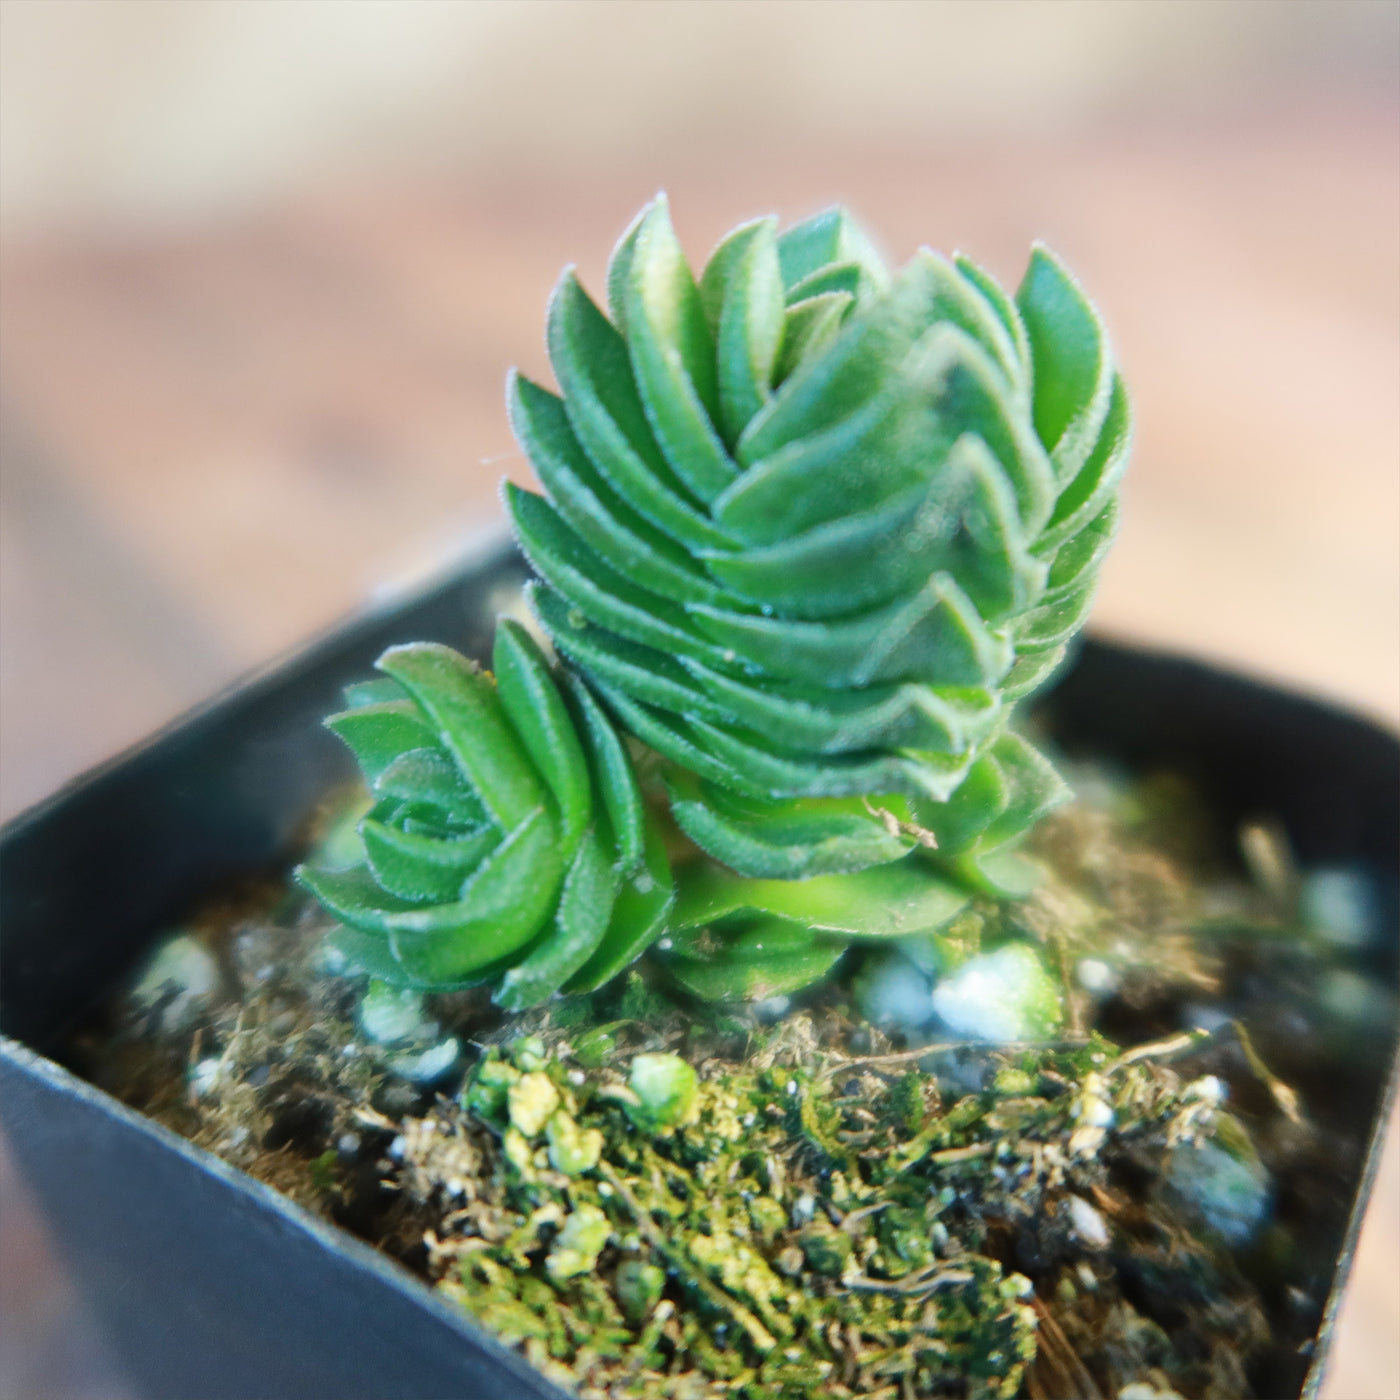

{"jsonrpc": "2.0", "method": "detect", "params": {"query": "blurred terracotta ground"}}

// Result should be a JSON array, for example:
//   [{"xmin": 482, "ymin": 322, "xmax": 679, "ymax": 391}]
[{"xmin": 1, "ymin": 96, "xmax": 1396, "ymax": 1398}]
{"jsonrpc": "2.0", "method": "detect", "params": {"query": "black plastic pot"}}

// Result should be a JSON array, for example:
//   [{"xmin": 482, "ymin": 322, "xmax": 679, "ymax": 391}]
[{"xmin": 2, "ymin": 539, "xmax": 1396, "ymax": 1400}]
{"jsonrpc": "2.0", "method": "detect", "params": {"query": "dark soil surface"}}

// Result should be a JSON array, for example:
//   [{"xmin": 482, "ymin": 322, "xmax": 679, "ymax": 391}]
[{"xmin": 66, "ymin": 764, "xmax": 1399, "ymax": 1400}]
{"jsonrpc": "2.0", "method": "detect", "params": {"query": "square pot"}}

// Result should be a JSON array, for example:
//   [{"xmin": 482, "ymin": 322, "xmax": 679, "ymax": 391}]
[{"xmin": 2, "ymin": 539, "xmax": 1396, "ymax": 1400}]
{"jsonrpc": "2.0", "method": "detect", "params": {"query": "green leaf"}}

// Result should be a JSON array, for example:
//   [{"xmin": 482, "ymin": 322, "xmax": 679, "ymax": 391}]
[
  {"xmin": 1016, "ymin": 576, "xmax": 1098, "ymax": 650},
  {"xmin": 1041, "ymin": 498, "xmax": 1119, "ymax": 602},
  {"xmin": 688, "ymin": 573, "xmax": 1012, "ymax": 689},
  {"xmin": 720, "ymin": 388, "xmax": 934, "ymax": 546},
  {"xmin": 560, "ymin": 668, "xmax": 646, "ymax": 873},
  {"xmin": 1036, "ymin": 372, "xmax": 1132, "ymax": 554},
  {"xmin": 786, "ymin": 260, "xmax": 878, "ymax": 304},
  {"xmin": 968, "ymin": 850, "xmax": 1043, "ymax": 899},
  {"xmin": 547, "ymin": 271, "xmax": 732, "ymax": 549},
  {"xmin": 1016, "ymin": 243, "xmax": 1113, "ymax": 463},
  {"xmin": 592, "ymin": 680, "xmax": 975, "ymax": 802},
  {"xmin": 296, "ymin": 861, "xmax": 427, "ymax": 929},
  {"xmin": 742, "ymin": 251, "xmax": 1024, "ymax": 480},
  {"xmin": 325, "ymin": 701, "xmax": 437, "ymax": 785},
  {"xmin": 534, "ymin": 585, "xmax": 734, "ymax": 726},
  {"xmin": 911, "ymin": 751, "xmax": 1007, "ymax": 856},
  {"xmin": 681, "ymin": 661, "xmax": 1000, "ymax": 756},
  {"xmin": 667, "ymin": 772, "xmax": 914, "ymax": 878},
  {"xmin": 508, "ymin": 373, "xmax": 727, "ymax": 607},
  {"xmin": 507, "ymin": 485, "xmax": 732, "ymax": 670},
  {"xmin": 910, "ymin": 250, "xmax": 1028, "ymax": 396},
  {"xmin": 617, "ymin": 196, "xmax": 738, "ymax": 502},
  {"xmin": 605, "ymin": 201, "xmax": 644, "ymax": 334},
  {"xmin": 910, "ymin": 435, "xmax": 1045, "ymax": 623},
  {"xmin": 666, "ymin": 940, "xmax": 846, "ymax": 1002},
  {"xmin": 564, "ymin": 821, "xmax": 674, "ymax": 993},
  {"xmin": 977, "ymin": 732, "xmax": 1070, "ymax": 850},
  {"xmin": 387, "ymin": 807, "xmax": 564, "ymax": 983},
  {"xmin": 954, "ymin": 252, "xmax": 1030, "ymax": 383},
  {"xmin": 1000, "ymin": 645, "xmax": 1067, "ymax": 702},
  {"xmin": 702, "ymin": 434, "xmax": 1043, "ymax": 623},
  {"xmin": 376, "ymin": 643, "xmax": 547, "ymax": 832},
  {"xmin": 913, "ymin": 323, "xmax": 1056, "ymax": 539},
  {"xmin": 375, "ymin": 747, "xmax": 487, "ymax": 826},
  {"xmin": 325, "ymin": 925, "xmax": 429, "ymax": 988},
  {"xmin": 702, "ymin": 476, "xmax": 939, "ymax": 619},
  {"xmin": 775, "ymin": 207, "xmax": 888, "ymax": 296},
  {"xmin": 341, "ymin": 677, "xmax": 408, "ymax": 708},
  {"xmin": 698, "ymin": 216, "xmax": 783, "ymax": 446},
  {"xmin": 773, "ymin": 291, "xmax": 852, "ymax": 384},
  {"xmin": 722, "ymin": 323, "xmax": 1054, "ymax": 553},
  {"xmin": 667, "ymin": 917, "xmax": 819, "ymax": 964},
  {"xmin": 672, "ymin": 858, "xmax": 968, "ymax": 939},
  {"xmin": 493, "ymin": 619, "xmax": 591, "ymax": 857},
  {"xmin": 737, "ymin": 253, "xmax": 940, "ymax": 470},
  {"xmin": 910, "ymin": 733, "xmax": 1065, "ymax": 863},
  {"xmin": 493, "ymin": 826, "xmax": 618, "ymax": 1010},
  {"xmin": 361, "ymin": 819, "xmax": 498, "ymax": 903}
]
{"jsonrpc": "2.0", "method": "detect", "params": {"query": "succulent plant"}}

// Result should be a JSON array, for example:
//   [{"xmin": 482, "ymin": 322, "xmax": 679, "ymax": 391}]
[
  {"xmin": 302, "ymin": 197, "xmax": 1129, "ymax": 1006},
  {"xmin": 507, "ymin": 195, "xmax": 1129, "ymax": 883},
  {"xmin": 296, "ymin": 621, "xmax": 673, "ymax": 1006}
]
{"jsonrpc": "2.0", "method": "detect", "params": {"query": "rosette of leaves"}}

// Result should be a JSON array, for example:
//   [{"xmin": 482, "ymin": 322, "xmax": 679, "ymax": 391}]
[
  {"xmin": 506, "ymin": 195, "xmax": 1129, "ymax": 885},
  {"xmin": 296, "ymin": 621, "xmax": 673, "ymax": 1009}
]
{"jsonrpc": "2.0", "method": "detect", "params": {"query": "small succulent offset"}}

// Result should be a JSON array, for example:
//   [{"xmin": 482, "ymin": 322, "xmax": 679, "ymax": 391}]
[
  {"xmin": 300, "ymin": 197, "xmax": 1129, "ymax": 1006},
  {"xmin": 297, "ymin": 621, "xmax": 673, "ymax": 1008}
]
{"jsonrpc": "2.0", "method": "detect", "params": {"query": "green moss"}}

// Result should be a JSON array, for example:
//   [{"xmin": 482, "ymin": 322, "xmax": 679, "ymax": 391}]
[
  {"xmin": 623, "ymin": 1052, "xmax": 699, "ymax": 1134},
  {"xmin": 545, "ymin": 1110, "xmax": 603, "ymax": 1177},
  {"xmin": 546, "ymin": 1203, "xmax": 612, "ymax": 1282},
  {"xmin": 507, "ymin": 1071, "xmax": 560, "ymax": 1137}
]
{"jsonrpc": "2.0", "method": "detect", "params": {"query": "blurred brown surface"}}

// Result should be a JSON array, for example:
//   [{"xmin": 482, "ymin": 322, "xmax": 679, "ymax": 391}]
[{"xmin": 1, "ymin": 96, "xmax": 1397, "ymax": 1400}]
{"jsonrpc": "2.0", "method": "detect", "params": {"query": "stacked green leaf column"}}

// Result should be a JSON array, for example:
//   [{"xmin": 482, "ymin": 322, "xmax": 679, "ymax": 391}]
[
  {"xmin": 296, "ymin": 622, "xmax": 673, "ymax": 1008},
  {"xmin": 301, "ymin": 198, "xmax": 1130, "ymax": 1005},
  {"xmin": 507, "ymin": 195, "xmax": 1130, "ymax": 885}
]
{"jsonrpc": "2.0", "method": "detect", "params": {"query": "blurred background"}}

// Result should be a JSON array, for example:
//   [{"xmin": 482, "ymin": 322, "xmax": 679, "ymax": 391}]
[{"xmin": 0, "ymin": 2, "xmax": 1395, "ymax": 1396}]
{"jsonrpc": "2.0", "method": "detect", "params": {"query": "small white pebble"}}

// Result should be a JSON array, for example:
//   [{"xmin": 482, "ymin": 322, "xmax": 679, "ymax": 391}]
[
  {"xmin": 387, "ymin": 1135, "xmax": 406, "ymax": 1161},
  {"xmin": 131, "ymin": 934, "xmax": 220, "ymax": 1034},
  {"xmin": 598, "ymin": 1181, "xmax": 613, "ymax": 1197},
  {"xmin": 754, "ymin": 995, "xmax": 792, "ymax": 1023},
  {"xmin": 189, "ymin": 1058, "xmax": 222, "ymax": 1099},
  {"xmin": 1076, "ymin": 958, "xmax": 1116, "ymax": 994},
  {"xmin": 1083, "ymin": 1097, "xmax": 1115, "ymax": 1128},
  {"xmin": 1184, "ymin": 1075, "xmax": 1227, "ymax": 1106},
  {"xmin": 568, "ymin": 1070, "xmax": 586, "ymax": 1086},
  {"xmin": 1067, "ymin": 1195, "xmax": 1110, "ymax": 1248},
  {"xmin": 1300, "ymin": 867, "xmax": 1376, "ymax": 947}
]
